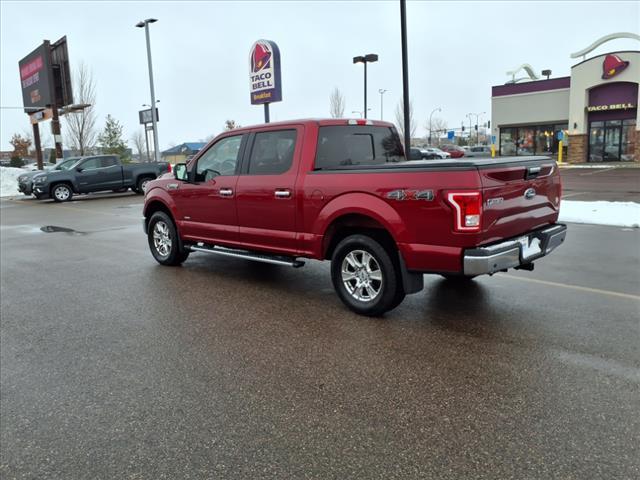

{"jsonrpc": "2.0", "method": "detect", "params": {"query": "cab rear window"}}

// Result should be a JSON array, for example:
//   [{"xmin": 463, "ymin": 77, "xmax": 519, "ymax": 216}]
[{"xmin": 315, "ymin": 126, "xmax": 404, "ymax": 170}]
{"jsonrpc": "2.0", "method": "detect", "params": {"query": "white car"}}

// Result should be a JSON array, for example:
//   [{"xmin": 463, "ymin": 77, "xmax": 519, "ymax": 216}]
[{"xmin": 419, "ymin": 147, "xmax": 451, "ymax": 159}]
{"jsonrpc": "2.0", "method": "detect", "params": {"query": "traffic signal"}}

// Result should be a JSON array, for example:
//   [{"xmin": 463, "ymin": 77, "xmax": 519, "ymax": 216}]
[
  {"xmin": 487, "ymin": 120, "xmax": 491, "ymax": 128},
  {"xmin": 474, "ymin": 124, "xmax": 478, "ymax": 131},
  {"xmin": 461, "ymin": 125, "xmax": 465, "ymax": 132}
]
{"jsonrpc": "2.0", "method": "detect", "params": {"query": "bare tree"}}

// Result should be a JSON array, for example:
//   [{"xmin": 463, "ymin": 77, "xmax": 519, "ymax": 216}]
[
  {"xmin": 425, "ymin": 117, "xmax": 448, "ymax": 146},
  {"xmin": 394, "ymin": 99, "xmax": 416, "ymax": 144},
  {"xmin": 329, "ymin": 87, "xmax": 345, "ymax": 118},
  {"xmin": 65, "ymin": 61, "xmax": 98, "ymax": 155},
  {"xmin": 131, "ymin": 129, "xmax": 147, "ymax": 162}
]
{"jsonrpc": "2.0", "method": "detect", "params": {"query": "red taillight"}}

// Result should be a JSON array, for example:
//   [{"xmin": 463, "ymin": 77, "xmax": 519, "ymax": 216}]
[
  {"xmin": 446, "ymin": 191, "xmax": 482, "ymax": 232},
  {"xmin": 167, "ymin": 163, "xmax": 172, "ymax": 173}
]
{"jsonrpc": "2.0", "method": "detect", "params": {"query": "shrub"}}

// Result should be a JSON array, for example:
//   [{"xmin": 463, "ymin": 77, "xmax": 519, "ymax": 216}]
[{"xmin": 9, "ymin": 156, "xmax": 23, "ymax": 168}]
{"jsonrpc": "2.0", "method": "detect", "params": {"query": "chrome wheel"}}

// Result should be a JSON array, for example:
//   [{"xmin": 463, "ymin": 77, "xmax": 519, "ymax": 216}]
[
  {"xmin": 152, "ymin": 220, "xmax": 172, "ymax": 257},
  {"xmin": 53, "ymin": 185, "xmax": 70, "ymax": 201},
  {"xmin": 341, "ymin": 249, "xmax": 383, "ymax": 302}
]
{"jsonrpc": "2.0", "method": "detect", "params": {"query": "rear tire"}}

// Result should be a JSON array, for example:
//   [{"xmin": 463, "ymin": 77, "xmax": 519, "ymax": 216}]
[
  {"xmin": 136, "ymin": 177, "xmax": 154, "ymax": 195},
  {"xmin": 331, "ymin": 234, "xmax": 404, "ymax": 316},
  {"xmin": 51, "ymin": 183, "xmax": 73, "ymax": 202},
  {"xmin": 147, "ymin": 211, "xmax": 189, "ymax": 266}
]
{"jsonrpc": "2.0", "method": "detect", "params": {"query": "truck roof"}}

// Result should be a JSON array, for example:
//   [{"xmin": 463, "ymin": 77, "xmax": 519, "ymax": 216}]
[{"xmin": 230, "ymin": 118, "xmax": 397, "ymax": 134}]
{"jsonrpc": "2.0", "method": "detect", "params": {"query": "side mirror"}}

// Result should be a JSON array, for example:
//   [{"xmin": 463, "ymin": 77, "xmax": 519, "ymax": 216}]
[
  {"xmin": 76, "ymin": 167, "xmax": 84, "ymax": 172},
  {"xmin": 174, "ymin": 163, "xmax": 188, "ymax": 181}
]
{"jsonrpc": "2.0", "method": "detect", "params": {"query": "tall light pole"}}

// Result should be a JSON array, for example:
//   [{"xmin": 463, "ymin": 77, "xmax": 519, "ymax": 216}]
[
  {"xmin": 429, "ymin": 107, "xmax": 441, "ymax": 145},
  {"xmin": 353, "ymin": 54, "xmax": 378, "ymax": 119},
  {"xmin": 399, "ymin": 0, "xmax": 411, "ymax": 151},
  {"xmin": 136, "ymin": 18, "xmax": 160, "ymax": 163},
  {"xmin": 378, "ymin": 89, "xmax": 387, "ymax": 120},
  {"xmin": 466, "ymin": 113, "xmax": 473, "ymax": 145}
]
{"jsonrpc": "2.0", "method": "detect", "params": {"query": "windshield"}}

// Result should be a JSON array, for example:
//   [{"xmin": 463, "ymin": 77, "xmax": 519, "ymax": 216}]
[{"xmin": 56, "ymin": 158, "xmax": 81, "ymax": 170}]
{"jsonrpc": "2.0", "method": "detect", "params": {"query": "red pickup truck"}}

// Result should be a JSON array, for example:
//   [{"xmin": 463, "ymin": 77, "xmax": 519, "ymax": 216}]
[{"xmin": 143, "ymin": 119, "xmax": 566, "ymax": 315}]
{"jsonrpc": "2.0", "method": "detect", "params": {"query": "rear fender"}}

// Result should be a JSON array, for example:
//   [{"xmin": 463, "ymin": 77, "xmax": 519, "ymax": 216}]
[{"xmin": 314, "ymin": 192, "xmax": 407, "ymax": 253}]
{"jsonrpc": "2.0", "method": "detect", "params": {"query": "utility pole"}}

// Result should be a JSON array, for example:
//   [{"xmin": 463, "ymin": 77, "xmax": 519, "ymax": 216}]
[
  {"xmin": 32, "ymin": 122, "xmax": 43, "ymax": 169},
  {"xmin": 400, "ymin": 0, "xmax": 411, "ymax": 151},
  {"xmin": 136, "ymin": 18, "xmax": 160, "ymax": 163},
  {"xmin": 379, "ymin": 89, "xmax": 387, "ymax": 120}
]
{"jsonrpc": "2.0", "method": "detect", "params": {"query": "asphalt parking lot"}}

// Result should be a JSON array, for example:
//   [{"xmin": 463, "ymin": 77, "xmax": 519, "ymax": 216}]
[
  {"xmin": 1, "ymin": 192, "xmax": 639, "ymax": 479},
  {"xmin": 560, "ymin": 165, "xmax": 640, "ymax": 201}
]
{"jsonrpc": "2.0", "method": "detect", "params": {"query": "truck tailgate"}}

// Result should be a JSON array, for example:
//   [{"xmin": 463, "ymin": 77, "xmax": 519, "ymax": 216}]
[{"xmin": 476, "ymin": 156, "xmax": 561, "ymax": 245}]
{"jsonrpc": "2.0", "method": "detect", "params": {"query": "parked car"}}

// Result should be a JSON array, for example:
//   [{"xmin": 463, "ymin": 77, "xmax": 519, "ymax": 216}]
[
  {"xmin": 32, "ymin": 155, "xmax": 170, "ymax": 202},
  {"xmin": 408, "ymin": 148, "xmax": 424, "ymax": 160},
  {"xmin": 142, "ymin": 119, "xmax": 565, "ymax": 316},
  {"xmin": 465, "ymin": 145, "xmax": 493, "ymax": 158},
  {"xmin": 420, "ymin": 147, "xmax": 451, "ymax": 159},
  {"xmin": 18, "ymin": 157, "xmax": 80, "ymax": 196},
  {"xmin": 440, "ymin": 144, "xmax": 466, "ymax": 158}
]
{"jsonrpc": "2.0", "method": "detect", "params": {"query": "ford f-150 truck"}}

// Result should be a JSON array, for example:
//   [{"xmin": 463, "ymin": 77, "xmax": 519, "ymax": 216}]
[
  {"xmin": 143, "ymin": 119, "xmax": 566, "ymax": 315},
  {"xmin": 33, "ymin": 154, "xmax": 170, "ymax": 202}
]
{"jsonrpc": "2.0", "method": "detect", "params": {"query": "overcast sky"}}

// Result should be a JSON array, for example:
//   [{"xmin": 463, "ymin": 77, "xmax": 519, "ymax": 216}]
[{"xmin": 1, "ymin": 0, "xmax": 639, "ymax": 152}]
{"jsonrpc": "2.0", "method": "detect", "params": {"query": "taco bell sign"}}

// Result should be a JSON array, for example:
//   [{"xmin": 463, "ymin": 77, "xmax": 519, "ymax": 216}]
[{"xmin": 249, "ymin": 40, "xmax": 282, "ymax": 105}]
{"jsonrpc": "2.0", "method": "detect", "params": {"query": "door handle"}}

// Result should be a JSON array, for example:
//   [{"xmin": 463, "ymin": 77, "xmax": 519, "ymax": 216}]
[
  {"xmin": 219, "ymin": 188, "xmax": 234, "ymax": 197},
  {"xmin": 274, "ymin": 189, "xmax": 291, "ymax": 198}
]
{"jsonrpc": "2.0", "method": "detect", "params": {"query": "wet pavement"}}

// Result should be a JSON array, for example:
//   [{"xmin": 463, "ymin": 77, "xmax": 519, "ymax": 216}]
[
  {"xmin": 1, "ymin": 193, "xmax": 639, "ymax": 479},
  {"xmin": 560, "ymin": 166, "xmax": 640, "ymax": 202}
]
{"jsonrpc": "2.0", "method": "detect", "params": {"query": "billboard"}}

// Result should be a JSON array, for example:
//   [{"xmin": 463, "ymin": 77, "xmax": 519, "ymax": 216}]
[
  {"xmin": 249, "ymin": 40, "xmax": 282, "ymax": 105},
  {"xmin": 19, "ymin": 42, "xmax": 54, "ymax": 112},
  {"xmin": 19, "ymin": 37, "xmax": 73, "ymax": 113}
]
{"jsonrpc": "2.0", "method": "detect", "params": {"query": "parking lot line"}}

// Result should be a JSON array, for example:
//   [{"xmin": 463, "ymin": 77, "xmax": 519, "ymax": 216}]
[{"xmin": 501, "ymin": 274, "xmax": 640, "ymax": 301}]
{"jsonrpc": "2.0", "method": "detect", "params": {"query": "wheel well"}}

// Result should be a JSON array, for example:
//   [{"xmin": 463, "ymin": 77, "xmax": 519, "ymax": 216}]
[
  {"xmin": 323, "ymin": 214, "xmax": 397, "ymax": 260},
  {"xmin": 136, "ymin": 174, "xmax": 155, "ymax": 185},
  {"xmin": 50, "ymin": 181, "xmax": 74, "ymax": 194},
  {"xmin": 144, "ymin": 200, "xmax": 173, "ymax": 228}
]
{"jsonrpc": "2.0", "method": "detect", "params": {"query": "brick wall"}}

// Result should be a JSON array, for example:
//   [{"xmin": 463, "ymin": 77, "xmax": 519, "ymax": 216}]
[{"xmin": 567, "ymin": 134, "xmax": 587, "ymax": 163}]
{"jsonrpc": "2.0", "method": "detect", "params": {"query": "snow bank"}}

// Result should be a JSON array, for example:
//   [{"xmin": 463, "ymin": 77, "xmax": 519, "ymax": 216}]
[
  {"xmin": 559, "ymin": 200, "xmax": 640, "ymax": 228},
  {"xmin": 0, "ymin": 167, "xmax": 24, "ymax": 198}
]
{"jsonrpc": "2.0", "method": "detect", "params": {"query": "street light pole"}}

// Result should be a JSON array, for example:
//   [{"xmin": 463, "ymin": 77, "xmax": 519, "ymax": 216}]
[
  {"xmin": 429, "ymin": 107, "xmax": 441, "ymax": 145},
  {"xmin": 400, "ymin": 0, "xmax": 411, "ymax": 151},
  {"xmin": 136, "ymin": 18, "xmax": 160, "ymax": 163},
  {"xmin": 378, "ymin": 89, "xmax": 387, "ymax": 120},
  {"xmin": 353, "ymin": 54, "xmax": 378, "ymax": 120}
]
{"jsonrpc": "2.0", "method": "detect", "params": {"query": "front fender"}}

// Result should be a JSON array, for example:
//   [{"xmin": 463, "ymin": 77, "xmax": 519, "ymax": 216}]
[
  {"xmin": 143, "ymin": 188, "xmax": 178, "ymax": 220},
  {"xmin": 314, "ymin": 192, "xmax": 408, "ymax": 242}
]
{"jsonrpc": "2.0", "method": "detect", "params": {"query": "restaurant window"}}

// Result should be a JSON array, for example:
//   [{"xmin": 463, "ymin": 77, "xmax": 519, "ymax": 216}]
[
  {"xmin": 499, "ymin": 127, "xmax": 516, "ymax": 156},
  {"xmin": 621, "ymin": 119, "xmax": 636, "ymax": 162},
  {"xmin": 535, "ymin": 126, "xmax": 554, "ymax": 155},
  {"xmin": 589, "ymin": 121, "xmax": 605, "ymax": 162},
  {"xmin": 517, "ymin": 127, "xmax": 535, "ymax": 155}
]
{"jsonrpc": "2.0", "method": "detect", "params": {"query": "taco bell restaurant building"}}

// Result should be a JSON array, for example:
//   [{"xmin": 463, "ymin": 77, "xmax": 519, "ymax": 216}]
[{"xmin": 491, "ymin": 50, "xmax": 639, "ymax": 163}]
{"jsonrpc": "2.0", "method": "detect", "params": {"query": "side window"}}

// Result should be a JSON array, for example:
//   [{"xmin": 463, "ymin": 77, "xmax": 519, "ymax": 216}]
[
  {"xmin": 247, "ymin": 130, "xmax": 297, "ymax": 175},
  {"xmin": 315, "ymin": 126, "xmax": 404, "ymax": 170},
  {"xmin": 195, "ymin": 135, "xmax": 243, "ymax": 182},
  {"xmin": 80, "ymin": 158, "xmax": 100, "ymax": 170},
  {"xmin": 100, "ymin": 157, "xmax": 118, "ymax": 167}
]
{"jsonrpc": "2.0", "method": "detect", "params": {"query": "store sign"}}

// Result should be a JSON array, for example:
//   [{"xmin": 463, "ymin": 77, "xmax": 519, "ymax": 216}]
[
  {"xmin": 249, "ymin": 40, "xmax": 282, "ymax": 105},
  {"xmin": 601, "ymin": 54, "xmax": 629, "ymax": 80},
  {"xmin": 586, "ymin": 103, "xmax": 636, "ymax": 112}
]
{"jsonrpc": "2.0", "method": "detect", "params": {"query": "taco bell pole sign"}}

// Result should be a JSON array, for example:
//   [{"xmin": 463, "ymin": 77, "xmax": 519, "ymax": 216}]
[{"xmin": 249, "ymin": 39, "xmax": 281, "ymax": 122}]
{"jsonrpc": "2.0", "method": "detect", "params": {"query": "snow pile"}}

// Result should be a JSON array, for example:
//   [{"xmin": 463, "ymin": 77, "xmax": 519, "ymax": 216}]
[
  {"xmin": 559, "ymin": 200, "xmax": 640, "ymax": 228},
  {"xmin": 0, "ymin": 167, "xmax": 24, "ymax": 198}
]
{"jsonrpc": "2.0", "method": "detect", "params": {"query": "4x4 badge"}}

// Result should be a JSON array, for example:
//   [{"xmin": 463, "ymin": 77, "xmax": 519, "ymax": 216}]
[{"xmin": 386, "ymin": 189, "xmax": 434, "ymax": 201}]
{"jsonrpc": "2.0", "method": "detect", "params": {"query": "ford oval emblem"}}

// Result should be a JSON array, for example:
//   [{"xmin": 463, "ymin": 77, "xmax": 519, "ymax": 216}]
[{"xmin": 524, "ymin": 188, "xmax": 536, "ymax": 199}]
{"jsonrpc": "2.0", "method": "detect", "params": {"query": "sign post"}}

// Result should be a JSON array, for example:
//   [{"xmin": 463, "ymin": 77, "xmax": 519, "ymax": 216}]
[{"xmin": 249, "ymin": 40, "xmax": 282, "ymax": 123}]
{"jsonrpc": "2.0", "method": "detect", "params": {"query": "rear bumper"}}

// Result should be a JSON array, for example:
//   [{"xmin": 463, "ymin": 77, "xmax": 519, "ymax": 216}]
[{"xmin": 463, "ymin": 223, "xmax": 567, "ymax": 276}]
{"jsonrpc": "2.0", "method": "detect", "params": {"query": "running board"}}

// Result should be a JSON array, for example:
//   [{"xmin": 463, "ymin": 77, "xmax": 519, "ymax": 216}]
[{"xmin": 188, "ymin": 243, "xmax": 305, "ymax": 268}]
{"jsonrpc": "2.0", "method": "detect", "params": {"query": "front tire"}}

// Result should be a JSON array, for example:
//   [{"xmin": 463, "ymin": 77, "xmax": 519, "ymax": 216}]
[
  {"xmin": 51, "ymin": 183, "xmax": 73, "ymax": 202},
  {"xmin": 331, "ymin": 234, "xmax": 404, "ymax": 316},
  {"xmin": 147, "ymin": 211, "xmax": 189, "ymax": 266}
]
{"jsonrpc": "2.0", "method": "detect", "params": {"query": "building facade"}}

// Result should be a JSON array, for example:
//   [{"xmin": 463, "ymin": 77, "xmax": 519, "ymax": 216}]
[{"xmin": 491, "ymin": 46, "xmax": 638, "ymax": 163}]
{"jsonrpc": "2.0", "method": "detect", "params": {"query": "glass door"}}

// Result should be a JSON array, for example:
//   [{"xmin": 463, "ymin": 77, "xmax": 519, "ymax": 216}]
[{"xmin": 603, "ymin": 120, "xmax": 621, "ymax": 161}]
